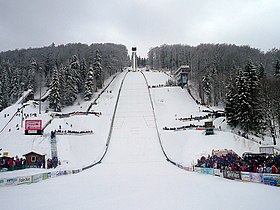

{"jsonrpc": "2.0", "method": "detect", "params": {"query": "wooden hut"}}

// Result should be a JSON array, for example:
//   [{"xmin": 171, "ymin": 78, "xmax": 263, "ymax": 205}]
[{"xmin": 23, "ymin": 151, "xmax": 45, "ymax": 167}]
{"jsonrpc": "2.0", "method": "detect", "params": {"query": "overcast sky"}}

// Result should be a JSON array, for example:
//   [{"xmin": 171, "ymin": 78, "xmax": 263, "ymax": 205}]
[{"xmin": 0, "ymin": 0, "xmax": 279, "ymax": 57}]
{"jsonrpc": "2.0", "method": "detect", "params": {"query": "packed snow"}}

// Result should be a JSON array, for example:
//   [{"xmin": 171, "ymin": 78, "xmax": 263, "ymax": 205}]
[{"xmin": 0, "ymin": 70, "xmax": 279, "ymax": 210}]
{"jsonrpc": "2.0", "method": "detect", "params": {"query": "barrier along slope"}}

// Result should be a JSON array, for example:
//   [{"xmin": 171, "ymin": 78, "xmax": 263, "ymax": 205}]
[
  {"xmin": 141, "ymin": 71, "xmax": 280, "ymax": 187},
  {"xmin": 0, "ymin": 72, "xmax": 128, "ymax": 187}
]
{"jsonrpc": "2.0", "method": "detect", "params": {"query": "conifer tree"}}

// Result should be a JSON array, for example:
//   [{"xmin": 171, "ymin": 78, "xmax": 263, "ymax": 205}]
[
  {"xmin": 9, "ymin": 67, "xmax": 20, "ymax": 104},
  {"xmin": 274, "ymin": 60, "xmax": 280, "ymax": 78},
  {"xmin": 84, "ymin": 65, "xmax": 95, "ymax": 101},
  {"xmin": 70, "ymin": 55, "xmax": 81, "ymax": 91},
  {"xmin": 58, "ymin": 64, "xmax": 66, "ymax": 106},
  {"xmin": 27, "ymin": 58, "xmax": 37, "ymax": 91},
  {"xmin": 202, "ymin": 73, "xmax": 211, "ymax": 104},
  {"xmin": 80, "ymin": 58, "xmax": 87, "ymax": 92},
  {"xmin": 225, "ymin": 72, "xmax": 239, "ymax": 127},
  {"xmin": 93, "ymin": 51, "xmax": 103, "ymax": 90},
  {"xmin": 233, "ymin": 61, "xmax": 263, "ymax": 132},
  {"xmin": 0, "ymin": 80, "xmax": 4, "ymax": 111},
  {"xmin": 49, "ymin": 66, "xmax": 61, "ymax": 112},
  {"xmin": 64, "ymin": 62, "xmax": 78, "ymax": 105}
]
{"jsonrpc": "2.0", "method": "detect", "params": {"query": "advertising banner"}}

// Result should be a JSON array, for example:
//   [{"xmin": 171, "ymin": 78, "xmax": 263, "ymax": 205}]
[
  {"xmin": 241, "ymin": 172, "xmax": 251, "ymax": 182},
  {"xmin": 183, "ymin": 166, "xmax": 193, "ymax": 172},
  {"xmin": 223, "ymin": 170, "xmax": 241, "ymax": 180},
  {"xmin": 25, "ymin": 120, "xmax": 42, "ymax": 131},
  {"xmin": 203, "ymin": 168, "xmax": 214, "ymax": 175},
  {"xmin": 42, "ymin": 173, "xmax": 49, "ymax": 180},
  {"xmin": 18, "ymin": 176, "xmax": 32, "ymax": 185},
  {"xmin": 6, "ymin": 178, "xmax": 18, "ymax": 186},
  {"xmin": 0, "ymin": 179, "xmax": 5, "ymax": 186},
  {"xmin": 194, "ymin": 167, "xmax": 214, "ymax": 175},
  {"xmin": 214, "ymin": 169, "xmax": 222, "ymax": 177},
  {"xmin": 32, "ymin": 174, "xmax": 42, "ymax": 183},
  {"xmin": 250, "ymin": 173, "xmax": 263, "ymax": 183},
  {"xmin": 263, "ymin": 174, "xmax": 280, "ymax": 186},
  {"xmin": 72, "ymin": 169, "xmax": 81, "ymax": 174},
  {"xmin": 194, "ymin": 167, "xmax": 202, "ymax": 173}
]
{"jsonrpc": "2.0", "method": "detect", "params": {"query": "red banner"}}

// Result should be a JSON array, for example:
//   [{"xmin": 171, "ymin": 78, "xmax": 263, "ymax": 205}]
[{"xmin": 25, "ymin": 120, "xmax": 42, "ymax": 130}]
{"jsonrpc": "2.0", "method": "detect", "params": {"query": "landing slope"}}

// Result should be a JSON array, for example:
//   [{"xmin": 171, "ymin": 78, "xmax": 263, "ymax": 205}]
[{"xmin": 1, "ymin": 72, "xmax": 280, "ymax": 210}]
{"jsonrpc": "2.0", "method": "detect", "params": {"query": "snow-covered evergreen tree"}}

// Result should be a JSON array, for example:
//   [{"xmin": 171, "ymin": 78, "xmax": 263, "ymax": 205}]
[
  {"xmin": 58, "ymin": 64, "xmax": 66, "ymax": 106},
  {"xmin": 225, "ymin": 73, "xmax": 239, "ymax": 127},
  {"xmin": 93, "ymin": 51, "xmax": 103, "ymax": 90},
  {"xmin": 0, "ymin": 63, "xmax": 10, "ymax": 107},
  {"xmin": 274, "ymin": 60, "xmax": 280, "ymax": 78},
  {"xmin": 49, "ymin": 66, "xmax": 61, "ymax": 112},
  {"xmin": 70, "ymin": 55, "xmax": 81, "ymax": 92},
  {"xmin": 64, "ymin": 61, "xmax": 78, "ymax": 105},
  {"xmin": 84, "ymin": 65, "xmax": 95, "ymax": 101},
  {"xmin": 80, "ymin": 58, "xmax": 88, "ymax": 91},
  {"xmin": 202, "ymin": 73, "xmax": 211, "ymax": 105},
  {"xmin": 9, "ymin": 67, "xmax": 20, "ymax": 104},
  {"xmin": 0, "ymin": 80, "xmax": 4, "ymax": 111},
  {"xmin": 27, "ymin": 58, "xmax": 37, "ymax": 91},
  {"xmin": 225, "ymin": 61, "xmax": 264, "ymax": 133}
]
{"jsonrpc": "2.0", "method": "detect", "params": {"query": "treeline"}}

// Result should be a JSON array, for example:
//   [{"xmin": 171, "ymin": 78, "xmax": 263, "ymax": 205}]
[
  {"xmin": 0, "ymin": 43, "xmax": 129, "ymax": 111},
  {"xmin": 148, "ymin": 44, "xmax": 280, "ymax": 134}
]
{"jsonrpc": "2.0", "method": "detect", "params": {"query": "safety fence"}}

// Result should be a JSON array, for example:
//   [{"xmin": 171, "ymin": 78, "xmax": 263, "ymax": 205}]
[
  {"xmin": 194, "ymin": 167, "xmax": 280, "ymax": 187},
  {"xmin": 0, "ymin": 168, "xmax": 82, "ymax": 187}
]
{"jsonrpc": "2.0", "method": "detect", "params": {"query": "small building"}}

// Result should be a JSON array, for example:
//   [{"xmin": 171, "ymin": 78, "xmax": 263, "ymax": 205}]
[
  {"xmin": 23, "ymin": 151, "xmax": 45, "ymax": 167},
  {"xmin": 174, "ymin": 65, "xmax": 191, "ymax": 88}
]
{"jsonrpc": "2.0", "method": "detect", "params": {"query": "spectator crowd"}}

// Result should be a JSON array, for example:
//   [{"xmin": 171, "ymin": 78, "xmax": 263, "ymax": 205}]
[
  {"xmin": 0, "ymin": 155, "xmax": 60, "ymax": 171},
  {"xmin": 196, "ymin": 150, "xmax": 280, "ymax": 174}
]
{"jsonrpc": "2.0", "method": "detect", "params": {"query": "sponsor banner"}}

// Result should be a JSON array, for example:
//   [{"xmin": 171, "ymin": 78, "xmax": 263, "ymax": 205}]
[
  {"xmin": 56, "ymin": 170, "xmax": 68, "ymax": 177},
  {"xmin": 250, "ymin": 173, "xmax": 264, "ymax": 183},
  {"xmin": 183, "ymin": 166, "xmax": 193, "ymax": 172},
  {"xmin": 51, "ymin": 171, "xmax": 57, "ymax": 178},
  {"xmin": 6, "ymin": 178, "xmax": 18, "ymax": 186},
  {"xmin": 47, "ymin": 172, "xmax": 52, "ymax": 179},
  {"xmin": 42, "ymin": 173, "xmax": 49, "ymax": 180},
  {"xmin": 194, "ymin": 167, "xmax": 214, "ymax": 175},
  {"xmin": 25, "ymin": 120, "xmax": 42, "ymax": 131},
  {"xmin": 214, "ymin": 169, "xmax": 222, "ymax": 177},
  {"xmin": 0, "ymin": 179, "xmax": 5, "ymax": 186},
  {"xmin": 72, "ymin": 169, "xmax": 81, "ymax": 174},
  {"xmin": 194, "ymin": 167, "xmax": 202, "ymax": 173},
  {"xmin": 203, "ymin": 168, "xmax": 214, "ymax": 175},
  {"xmin": 32, "ymin": 174, "xmax": 42, "ymax": 183},
  {"xmin": 241, "ymin": 172, "xmax": 251, "ymax": 182},
  {"xmin": 223, "ymin": 170, "xmax": 241, "ymax": 180},
  {"xmin": 263, "ymin": 174, "xmax": 280, "ymax": 186},
  {"xmin": 18, "ymin": 176, "xmax": 32, "ymax": 185}
]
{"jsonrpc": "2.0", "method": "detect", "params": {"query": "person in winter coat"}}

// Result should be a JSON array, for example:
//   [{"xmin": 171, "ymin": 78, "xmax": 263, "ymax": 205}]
[{"xmin": 271, "ymin": 164, "xmax": 278, "ymax": 174}]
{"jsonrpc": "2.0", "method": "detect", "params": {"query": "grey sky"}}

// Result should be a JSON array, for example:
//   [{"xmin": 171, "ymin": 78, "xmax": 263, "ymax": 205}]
[{"xmin": 0, "ymin": 0, "xmax": 279, "ymax": 57}]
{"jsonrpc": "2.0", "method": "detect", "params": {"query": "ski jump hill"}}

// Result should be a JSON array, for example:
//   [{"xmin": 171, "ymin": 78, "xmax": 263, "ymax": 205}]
[{"xmin": 0, "ymin": 71, "xmax": 279, "ymax": 210}]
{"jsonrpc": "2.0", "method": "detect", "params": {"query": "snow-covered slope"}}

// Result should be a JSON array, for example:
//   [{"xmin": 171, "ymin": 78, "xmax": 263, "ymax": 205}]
[
  {"xmin": 0, "ymin": 71, "xmax": 280, "ymax": 210},
  {"xmin": 143, "ymin": 70, "xmax": 261, "ymax": 166}
]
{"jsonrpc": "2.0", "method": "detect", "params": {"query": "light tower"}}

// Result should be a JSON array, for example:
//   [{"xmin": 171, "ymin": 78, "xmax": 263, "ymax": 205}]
[{"xmin": 131, "ymin": 47, "xmax": 137, "ymax": 72}]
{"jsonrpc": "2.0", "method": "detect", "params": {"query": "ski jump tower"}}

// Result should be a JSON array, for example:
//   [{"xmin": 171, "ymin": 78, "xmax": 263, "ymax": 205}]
[{"xmin": 131, "ymin": 47, "xmax": 137, "ymax": 72}]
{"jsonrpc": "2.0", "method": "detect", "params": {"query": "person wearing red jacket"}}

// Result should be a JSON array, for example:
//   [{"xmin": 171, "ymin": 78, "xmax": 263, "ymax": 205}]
[
  {"xmin": 8, "ymin": 158, "xmax": 14, "ymax": 168},
  {"xmin": 271, "ymin": 164, "xmax": 278, "ymax": 174}
]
